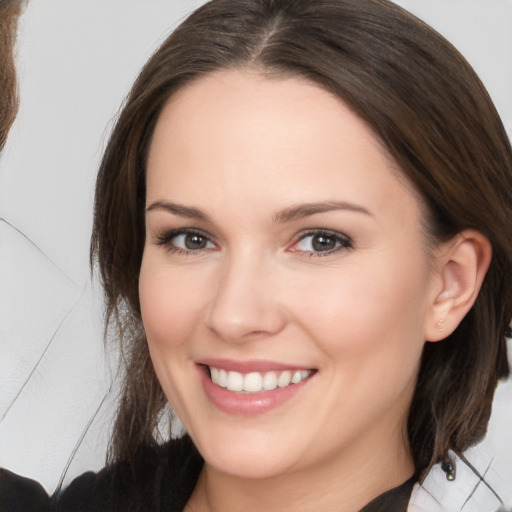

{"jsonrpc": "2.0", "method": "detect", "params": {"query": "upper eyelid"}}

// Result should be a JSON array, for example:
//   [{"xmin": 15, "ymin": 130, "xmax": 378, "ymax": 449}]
[
  {"xmin": 297, "ymin": 228, "xmax": 350, "ymax": 236},
  {"xmin": 289, "ymin": 229, "xmax": 353, "ymax": 253},
  {"xmin": 293, "ymin": 228, "xmax": 352, "ymax": 243},
  {"xmin": 154, "ymin": 227, "xmax": 216, "ymax": 245}
]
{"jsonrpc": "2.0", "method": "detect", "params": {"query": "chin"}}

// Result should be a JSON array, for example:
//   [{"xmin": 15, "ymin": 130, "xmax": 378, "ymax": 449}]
[
  {"xmin": 206, "ymin": 452, "xmax": 293, "ymax": 480},
  {"xmin": 192, "ymin": 426, "xmax": 300, "ymax": 479}
]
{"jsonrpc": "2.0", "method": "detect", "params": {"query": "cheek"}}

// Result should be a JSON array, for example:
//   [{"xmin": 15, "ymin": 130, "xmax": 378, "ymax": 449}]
[
  {"xmin": 138, "ymin": 255, "xmax": 206, "ymax": 352},
  {"xmin": 289, "ymin": 253, "xmax": 431, "ymax": 365},
  {"xmin": 138, "ymin": 254, "xmax": 210, "ymax": 428},
  {"xmin": 294, "ymin": 256, "xmax": 430, "ymax": 429}
]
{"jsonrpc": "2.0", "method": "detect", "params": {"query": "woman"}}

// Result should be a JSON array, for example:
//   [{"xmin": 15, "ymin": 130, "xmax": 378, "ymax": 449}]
[{"xmin": 1, "ymin": 0, "xmax": 511, "ymax": 510}]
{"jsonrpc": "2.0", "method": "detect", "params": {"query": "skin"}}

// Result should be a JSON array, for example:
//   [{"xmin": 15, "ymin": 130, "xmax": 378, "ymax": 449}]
[{"xmin": 139, "ymin": 70, "xmax": 490, "ymax": 512}]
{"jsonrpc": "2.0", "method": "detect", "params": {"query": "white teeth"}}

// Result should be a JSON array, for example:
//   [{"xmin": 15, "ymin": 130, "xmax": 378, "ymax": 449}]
[
  {"xmin": 291, "ymin": 370, "xmax": 302, "ymax": 384},
  {"xmin": 227, "ymin": 371, "xmax": 244, "ymax": 392},
  {"xmin": 262, "ymin": 371, "xmax": 278, "ymax": 391},
  {"xmin": 277, "ymin": 370, "xmax": 292, "ymax": 387},
  {"xmin": 218, "ymin": 369, "xmax": 228, "ymax": 388},
  {"xmin": 243, "ymin": 372, "xmax": 263, "ymax": 392},
  {"xmin": 209, "ymin": 367, "xmax": 312, "ymax": 393}
]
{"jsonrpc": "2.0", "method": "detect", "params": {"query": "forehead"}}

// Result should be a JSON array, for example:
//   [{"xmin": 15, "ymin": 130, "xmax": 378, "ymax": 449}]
[
  {"xmin": 150, "ymin": 69, "xmax": 387, "ymax": 165},
  {"xmin": 146, "ymin": 69, "xmax": 421, "ymax": 225}
]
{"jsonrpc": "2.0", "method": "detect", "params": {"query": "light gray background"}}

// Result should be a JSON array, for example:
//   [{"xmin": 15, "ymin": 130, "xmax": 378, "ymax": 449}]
[{"xmin": 1, "ymin": 0, "xmax": 511, "ymax": 507}]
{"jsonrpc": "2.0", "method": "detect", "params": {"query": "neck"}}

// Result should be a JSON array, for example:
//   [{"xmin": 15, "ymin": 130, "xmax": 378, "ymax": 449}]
[{"xmin": 185, "ymin": 431, "xmax": 414, "ymax": 512}]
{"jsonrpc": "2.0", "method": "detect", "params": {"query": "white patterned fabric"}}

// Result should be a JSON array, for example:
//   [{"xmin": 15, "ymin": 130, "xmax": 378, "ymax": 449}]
[{"xmin": 409, "ymin": 358, "xmax": 512, "ymax": 511}]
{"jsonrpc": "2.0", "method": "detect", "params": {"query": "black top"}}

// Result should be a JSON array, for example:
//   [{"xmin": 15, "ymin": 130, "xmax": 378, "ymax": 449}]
[{"xmin": 0, "ymin": 436, "xmax": 415, "ymax": 512}]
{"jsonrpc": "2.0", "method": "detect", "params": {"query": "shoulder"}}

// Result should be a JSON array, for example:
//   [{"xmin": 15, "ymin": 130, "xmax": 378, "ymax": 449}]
[
  {"xmin": 0, "ymin": 467, "xmax": 53, "ymax": 512},
  {"xmin": 0, "ymin": 436, "xmax": 203, "ymax": 512}
]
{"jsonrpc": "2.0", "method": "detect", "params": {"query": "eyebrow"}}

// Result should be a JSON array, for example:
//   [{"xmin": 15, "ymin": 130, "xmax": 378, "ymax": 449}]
[
  {"xmin": 146, "ymin": 200, "xmax": 211, "ymax": 221},
  {"xmin": 146, "ymin": 199, "xmax": 372, "ymax": 223},
  {"xmin": 272, "ymin": 201, "xmax": 373, "ymax": 223}
]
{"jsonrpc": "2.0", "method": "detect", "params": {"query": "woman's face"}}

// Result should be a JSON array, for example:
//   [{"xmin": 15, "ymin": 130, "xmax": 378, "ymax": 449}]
[{"xmin": 140, "ymin": 70, "xmax": 439, "ymax": 480}]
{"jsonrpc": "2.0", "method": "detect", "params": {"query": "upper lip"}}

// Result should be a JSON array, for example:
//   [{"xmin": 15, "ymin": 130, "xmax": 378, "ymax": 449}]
[{"xmin": 196, "ymin": 358, "xmax": 314, "ymax": 373}]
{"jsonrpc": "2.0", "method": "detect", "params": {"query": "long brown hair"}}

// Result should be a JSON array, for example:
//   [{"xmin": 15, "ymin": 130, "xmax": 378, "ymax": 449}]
[
  {"xmin": 91, "ymin": 0, "xmax": 512, "ymax": 478},
  {"xmin": 0, "ymin": 0, "xmax": 22, "ymax": 150}
]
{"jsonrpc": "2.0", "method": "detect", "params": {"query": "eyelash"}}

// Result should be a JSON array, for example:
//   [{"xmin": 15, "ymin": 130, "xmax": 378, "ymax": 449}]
[
  {"xmin": 155, "ymin": 228, "xmax": 216, "ymax": 256},
  {"xmin": 154, "ymin": 228, "xmax": 353, "ymax": 257},
  {"xmin": 290, "ymin": 229, "xmax": 354, "ymax": 257}
]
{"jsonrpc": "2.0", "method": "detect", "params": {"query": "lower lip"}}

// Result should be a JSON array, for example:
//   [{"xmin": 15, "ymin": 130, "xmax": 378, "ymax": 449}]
[{"xmin": 197, "ymin": 366, "xmax": 314, "ymax": 416}]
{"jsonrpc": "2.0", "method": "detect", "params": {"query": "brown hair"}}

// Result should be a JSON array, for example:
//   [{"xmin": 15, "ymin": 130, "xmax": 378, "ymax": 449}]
[
  {"xmin": 0, "ymin": 0, "xmax": 22, "ymax": 150},
  {"xmin": 91, "ymin": 0, "xmax": 512, "ymax": 478}
]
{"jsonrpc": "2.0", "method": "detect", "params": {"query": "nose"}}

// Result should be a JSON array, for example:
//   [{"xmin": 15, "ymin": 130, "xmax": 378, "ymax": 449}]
[{"xmin": 204, "ymin": 252, "xmax": 287, "ymax": 343}]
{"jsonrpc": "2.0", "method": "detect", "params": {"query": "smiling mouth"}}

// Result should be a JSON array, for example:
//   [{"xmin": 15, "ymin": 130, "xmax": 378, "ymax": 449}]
[{"xmin": 205, "ymin": 366, "xmax": 315, "ymax": 394}]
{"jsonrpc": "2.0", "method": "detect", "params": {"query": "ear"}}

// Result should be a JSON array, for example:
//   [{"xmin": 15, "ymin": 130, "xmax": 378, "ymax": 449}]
[{"xmin": 425, "ymin": 230, "xmax": 492, "ymax": 342}]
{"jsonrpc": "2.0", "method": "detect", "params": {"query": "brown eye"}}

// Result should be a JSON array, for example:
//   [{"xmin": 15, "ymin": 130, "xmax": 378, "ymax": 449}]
[
  {"xmin": 184, "ymin": 233, "xmax": 208, "ymax": 249},
  {"xmin": 291, "ymin": 230, "xmax": 353, "ymax": 255},
  {"xmin": 311, "ymin": 234, "xmax": 337, "ymax": 252},
  {"xmin": 156, "ymin": 229, "xmax": 216, "ymax": 253}
]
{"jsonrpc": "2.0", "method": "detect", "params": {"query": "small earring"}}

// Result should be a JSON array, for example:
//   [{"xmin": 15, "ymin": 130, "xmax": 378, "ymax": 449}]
[
  {"xmin": 441, "ymin": 459, "xmax": 456, "ymax": 481},
  {"xmin": 436, "ymin": 319, "xmax": 445, "ymax": 332}
]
